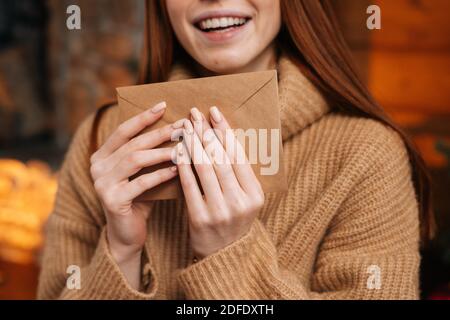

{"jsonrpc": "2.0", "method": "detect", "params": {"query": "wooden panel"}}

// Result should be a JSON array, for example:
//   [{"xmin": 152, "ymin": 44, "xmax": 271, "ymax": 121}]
[
  {"xmin": 0, "ymin": 260, "xmax": 39, "ymax": 299},
  {"xmin": 373, "ymin": 0, "xmax": 450, "ymax": 50},
  {"xmin": 367, "ymin": 50, "xmax": 450, "ymax": 114}
]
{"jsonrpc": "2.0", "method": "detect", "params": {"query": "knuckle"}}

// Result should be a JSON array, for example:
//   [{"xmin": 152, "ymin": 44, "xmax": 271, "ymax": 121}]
[
  {"xmin": 128, "ymin": 136, "xmax": 143, "ymax": 150},
  {"xmin": 190, "ymin": 217, "xmax": 212, "ymax": 232},
  {"xmin": 143, "ymin": 110, "xmax": 157, "ymax": 123},
  {"xmin": 90, "ymin": 152, "xmax": 98, "ymax": 164},
  {"xmin": 116, "ymin": 124, "xmax": 128, "ymax": 139},
  {"xmin": 137, "ymin": 113, "xmax": 150, "ymax": 126},
  {"xmin": 125, "ymin": 152, "xmax": 142, "ymax": 167},
  {"xmin": 222, "ymin": 168, "xmax": 235, "ymax": 181},
  {"xmin": 135, "ymin": 175, "xmax": 150, "ymax": 190},
  {"xmin": 154, "ymin": 170, "xmax": 165, "ymax": 181},
  {"xmin": 232, "ymin": 197, "xmax": 248, "ymax": 215},
  {"xmin": 102, "ymin": 189, "xmax": 119, "ymax": 211},
  {"xmin": 197, "ymin": 163, "xmax": 211, "ymax": 174},
  {"xmin": 155, "ymin": 127, "xmax": 167, "ymax": 142},
  {"xmin": 213, "ymin": 214, "xmax": 232, "ymax": 227},
  {"xmin": 253, "ymin": 192, "xmax": 265, "ymax": 209},
  {"xmin": 180, "ymin": 177, "xmax": 195, "ymax": 190},
  {"xmin": 94, "ymin": 177, "xmax": 107, "ymax": 195},
  {"xmin": 189, "ymin": 216, "xmax": 206, "ymax": 230},
  {"xmin": 202, "ymin": 217, "xmax": 217, "ymax": 229},
  {"xmin": 90, "ymin": 162, "xmax": 104, "ymax": 179},
  {"xmin": 156, "ymin": 168, "xmax": 172, "ymax": 181}
]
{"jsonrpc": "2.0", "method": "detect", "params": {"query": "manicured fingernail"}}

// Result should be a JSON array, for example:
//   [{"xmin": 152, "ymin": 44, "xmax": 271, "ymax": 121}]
[
  {"xmin": 191, "ymin": 107, "xmax": 203, "ymax": 122},
  {"xmin": 170, "ymin": 166, "xmax": 178, "ymax": 172},
  {"xmin": 172, "ymin": 118, "xmax": 186, "ymax": 129},
  {"xmin": 151, "ymin": 101, "xmax": 167, "ymax": 113},
  {"xmin": 184, "ymin": 120, "xmax": 194, "ymax": 134},
  {"xmin": 210, "ymin": 106, "xmax": 222, "ymax": 123}
]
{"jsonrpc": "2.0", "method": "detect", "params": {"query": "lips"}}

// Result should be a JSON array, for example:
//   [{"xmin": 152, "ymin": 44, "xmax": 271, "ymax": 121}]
[
  {"xmin": 192, "ymin": 10, "xmax": 252, "ymax": 43},
  {"xmin": 196, "ymin": 17, "xmax": 250, "ymax": 32},
  {"xmin": 193, "ymin": 10, "xmax": 252, "ymax": 33}
]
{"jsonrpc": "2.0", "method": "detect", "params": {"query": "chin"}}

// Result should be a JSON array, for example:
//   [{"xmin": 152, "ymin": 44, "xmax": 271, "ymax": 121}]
[{"xmin": 198, "ymin": 52, "xmax": 252, "ymax": 75}]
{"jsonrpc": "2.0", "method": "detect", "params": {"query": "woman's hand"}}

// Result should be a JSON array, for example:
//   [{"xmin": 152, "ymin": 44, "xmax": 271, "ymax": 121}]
[
  {"xmin": 177, "ymin": 107, "xmax": 265, "ymax": 259},
  {"xmin": 90, "ymin": 101, "xmax": 184, "ymax": 287}
]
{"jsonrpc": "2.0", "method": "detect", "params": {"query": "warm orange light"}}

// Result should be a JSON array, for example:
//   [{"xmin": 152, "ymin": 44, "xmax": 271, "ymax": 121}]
[{"xmin": 0, "ymin": 159, "xmax": 57, "ymax": 264}]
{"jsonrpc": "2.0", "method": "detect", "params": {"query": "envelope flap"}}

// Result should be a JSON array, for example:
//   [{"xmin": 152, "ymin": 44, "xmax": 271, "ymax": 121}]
[{"xmin": 116, "ymin": 70, "xmax": 276, "ymax": 122}]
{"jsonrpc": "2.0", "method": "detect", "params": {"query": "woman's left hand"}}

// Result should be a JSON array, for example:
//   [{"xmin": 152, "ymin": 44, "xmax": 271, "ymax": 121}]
[{"xmin": 176, "ymin": 106, "xmax": 265, "ymax": 259}]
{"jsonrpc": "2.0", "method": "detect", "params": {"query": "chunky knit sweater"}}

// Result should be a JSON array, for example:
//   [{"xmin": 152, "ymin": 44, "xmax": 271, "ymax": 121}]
[{"xmin": 37, "ymin": 55, "xmax": 420, "ymax": 300}]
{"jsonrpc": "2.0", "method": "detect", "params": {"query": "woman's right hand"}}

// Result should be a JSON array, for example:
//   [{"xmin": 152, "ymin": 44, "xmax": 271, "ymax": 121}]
[{"xmin": 90, "ymin": 101, "xmax": 184, "ymax": 266}]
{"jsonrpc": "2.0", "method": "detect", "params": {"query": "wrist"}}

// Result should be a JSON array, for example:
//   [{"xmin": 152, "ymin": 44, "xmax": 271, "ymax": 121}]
[
  {"xmin": 110, "ymin": 244, "xmax": 143, "ymax": 265},
  {"xmin": 106, "ymin": 232, "xmax": 143, "ymax": 265},
  {"xmin": 104, "ymin": 227, "xmax": 145, "ymax": 291},
  {"xmin": 109, "ymin": 243, "xmax": 143, "ymax": 291}
]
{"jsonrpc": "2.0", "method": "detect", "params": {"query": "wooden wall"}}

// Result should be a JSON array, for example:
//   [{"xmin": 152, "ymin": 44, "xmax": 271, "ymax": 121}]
[{"xmin": 370, "ymin": 0, "xmax": 450, "ymax": 167}]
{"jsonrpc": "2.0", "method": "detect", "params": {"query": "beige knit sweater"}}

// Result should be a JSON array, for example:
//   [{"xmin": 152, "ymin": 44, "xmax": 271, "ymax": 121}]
[{"xmin": 37, "ymin": 55, "xmax": 420, "ymax": 300}]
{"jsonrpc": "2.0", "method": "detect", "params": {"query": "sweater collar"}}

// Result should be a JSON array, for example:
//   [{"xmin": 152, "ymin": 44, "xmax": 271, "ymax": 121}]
[{"xmin": 168, "ymin": 54, "xmax": 330, "ymax": 141}]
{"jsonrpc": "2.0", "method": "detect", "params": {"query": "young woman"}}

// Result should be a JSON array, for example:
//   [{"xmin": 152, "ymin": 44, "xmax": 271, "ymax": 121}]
[{"xmin": 38, "ymin": 0, "xmax": 433, "ymax": 299}]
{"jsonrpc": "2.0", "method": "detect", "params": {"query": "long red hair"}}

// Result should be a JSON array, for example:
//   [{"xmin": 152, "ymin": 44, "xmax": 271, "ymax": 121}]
[{"xmin": 91, "ymin": 0, "xmax": 434, "ymax": 245}]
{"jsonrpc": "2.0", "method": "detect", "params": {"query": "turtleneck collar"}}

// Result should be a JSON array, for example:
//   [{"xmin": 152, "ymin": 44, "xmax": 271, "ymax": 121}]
[{"xmin": 167, "ymin": 54, "xmax": 330, "ymax": 141}]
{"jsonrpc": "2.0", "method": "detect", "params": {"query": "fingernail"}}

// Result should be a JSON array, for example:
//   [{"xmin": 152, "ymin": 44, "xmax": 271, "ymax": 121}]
[
  {"xmin": 183, "ymin": 120, "xmax": 194, "ymax": 134},
  {"xmin": 191, "ymin": 107, "xmax": 203, "ymax": 122},
  {"xmin": 151, "ymin": 101, "xmax": 167, "ymax": 113},
  {"xmin": 172, "ymin": 118, "xmax": 186, "ymax": 129},
  {"xmin": 170, "ymin": 166, "xmax": 178, "ymax": 172},
  {"xmin": 210, "ymin": 106, "xmax": 222, "ymax": 123}
]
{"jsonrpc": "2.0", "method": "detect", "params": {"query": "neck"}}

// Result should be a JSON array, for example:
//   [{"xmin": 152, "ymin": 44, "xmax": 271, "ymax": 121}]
[{"xmin": 195, "ymin": 43, "xmax": 279, "ymax": 77}]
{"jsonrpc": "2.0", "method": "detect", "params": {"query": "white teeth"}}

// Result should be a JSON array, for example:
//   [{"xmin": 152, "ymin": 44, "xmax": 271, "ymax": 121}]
[
  {"xmin": 198, "ymin": 16, "xmax": 248, "ymax": 31},
  {"xmin": 219, "ymin": 17, "xmax": 228, "ymax": 27}
]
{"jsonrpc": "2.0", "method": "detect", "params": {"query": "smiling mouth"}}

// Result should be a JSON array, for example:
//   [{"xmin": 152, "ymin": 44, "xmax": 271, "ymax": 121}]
[{"xmin": 195, "ymin": 16, "xmax": 251, "ymax": 33}]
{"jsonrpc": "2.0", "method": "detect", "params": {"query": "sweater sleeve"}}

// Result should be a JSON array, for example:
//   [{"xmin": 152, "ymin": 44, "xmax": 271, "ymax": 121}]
[
  {"xmin": 37, "ymin": 114, "xmax": 158, "ymax": 300},
  {"xmin": 177, "ymin": 127, "xmax": 421, "ymax": 300}
]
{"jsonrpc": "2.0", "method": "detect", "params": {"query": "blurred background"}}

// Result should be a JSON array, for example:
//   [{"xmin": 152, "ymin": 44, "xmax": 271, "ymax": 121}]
[{"xmin": 0, "ymin": 0, "xmax": 449, "ymax": 299}]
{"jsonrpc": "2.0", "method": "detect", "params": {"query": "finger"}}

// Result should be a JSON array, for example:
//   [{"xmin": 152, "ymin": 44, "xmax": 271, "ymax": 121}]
[
  {"xmin": 190, "ymin": 107, "xmax": 242, "ymax": 194},
  {"xmin": 182, "ymin": 119, "xmax": 223, "ymax": 200},
  {"xmin": 176, "ymin": 143, "xmax": 208, "ymax": 218},
  {"xmin": 92, "ymin": 101, "xmax": 167, "ymax": 162},
  {"xmin": 109, "ymin": 148, "xmax": 174, "ymax": 182},
  {"xmin": 122, "ymin": 166, "xmax": 178, "ymax": 202},
  {"xmin": 209, "ymin": 106, "xmax": 262, "ymax": 195},
  {"xmin": 103, "ymin": 120, "xmax": 184, "ymax": 175}
]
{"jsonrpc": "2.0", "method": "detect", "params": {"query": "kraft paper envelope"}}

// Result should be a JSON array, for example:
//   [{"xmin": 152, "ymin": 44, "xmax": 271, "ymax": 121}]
[{"xmin": 116, "ymin": 70, "xmax": 287, "ymax": 201}]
